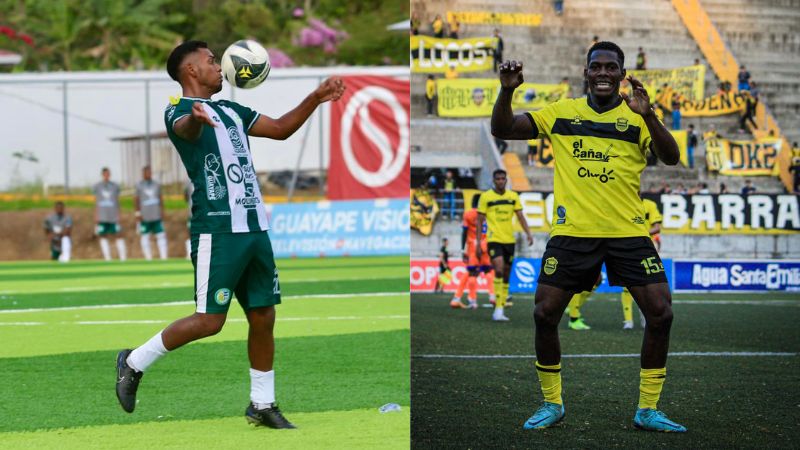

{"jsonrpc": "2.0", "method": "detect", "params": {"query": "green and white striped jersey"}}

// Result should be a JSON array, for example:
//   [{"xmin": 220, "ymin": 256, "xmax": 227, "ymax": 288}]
[{"xmin": 164, "ymin": 97, "xmax": 268, "ymax": 234}]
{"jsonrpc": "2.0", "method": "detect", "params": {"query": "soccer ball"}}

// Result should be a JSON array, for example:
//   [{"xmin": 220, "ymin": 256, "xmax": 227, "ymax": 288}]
[{"xmin": 221, "ymin": 40, "xmax": 271, "ymax": 89}]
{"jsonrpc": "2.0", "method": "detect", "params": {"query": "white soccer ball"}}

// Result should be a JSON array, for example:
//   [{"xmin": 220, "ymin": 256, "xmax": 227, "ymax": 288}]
[{"xmin": 221, "ymin": 40, "xmax": 271, "ymax": 89}]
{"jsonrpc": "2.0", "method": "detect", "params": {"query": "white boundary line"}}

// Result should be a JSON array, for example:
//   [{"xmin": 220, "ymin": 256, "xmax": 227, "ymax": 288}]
[
  {"xmin": 414, "ymin": 351, "xmax": 798, "ymax": 359},
  {"xmin": 0, "ymin": 292, "xmax": 407, "ymax": 314}
]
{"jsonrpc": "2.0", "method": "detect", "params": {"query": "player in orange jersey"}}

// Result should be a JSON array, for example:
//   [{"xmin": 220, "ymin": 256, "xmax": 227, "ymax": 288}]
[{"xmin": 451, "ymin": 194, "xmax": 495, "ymax": 309}]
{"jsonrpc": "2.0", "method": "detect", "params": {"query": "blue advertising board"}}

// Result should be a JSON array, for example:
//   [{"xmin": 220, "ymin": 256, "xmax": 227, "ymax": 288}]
[
  {"xmin": 266, "ymin": 198, "xmax": 409, "ymax": 258},
  {"xmin": 673, "ymin": 260, "xmax": 800, "ymax": 292},
  {"xmin": 509, "ymin": 258, "xmax": 674, "ymax": 294}
]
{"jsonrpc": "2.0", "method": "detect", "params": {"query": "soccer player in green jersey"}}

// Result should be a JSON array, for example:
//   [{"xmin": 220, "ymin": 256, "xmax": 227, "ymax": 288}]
[
  {"xmin": 115, "ymin": 40, "xmax": 345, "ymax": 429},
  {"xmin": 491, "ymin": 41, "xmax": 686, "ymax": 432}
]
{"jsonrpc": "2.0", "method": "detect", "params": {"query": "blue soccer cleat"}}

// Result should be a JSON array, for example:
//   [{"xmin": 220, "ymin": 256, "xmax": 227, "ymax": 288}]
[
  {"xmin": 633, "ymin": 408, "xmax": 687, "ymax": 432},
  {"xmin": 523, "ymin": 401, "xmax": 565, "ymax": 430}
]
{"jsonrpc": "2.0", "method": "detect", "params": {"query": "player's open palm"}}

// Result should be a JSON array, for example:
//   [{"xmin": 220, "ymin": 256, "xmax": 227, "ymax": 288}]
[
  {"xmin": 191, "ymin": 101, "xmax": 215, "ymax": 127},
  {"xmin": 499, "ymin": 60, "xmax": 524, "ymax": 90},
  {"xmin": 621, "ymin": 76, "xmax": 651, "ymax": 116},
  {"xmin": 315, "ymin": 77, "xmax": 346, "ymax": 103}
]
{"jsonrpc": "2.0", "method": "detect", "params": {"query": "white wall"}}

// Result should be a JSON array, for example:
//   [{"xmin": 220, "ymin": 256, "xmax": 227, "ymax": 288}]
[{"xmin": 0, "ymin": 66, "xmax": 407, "ymax": 190}]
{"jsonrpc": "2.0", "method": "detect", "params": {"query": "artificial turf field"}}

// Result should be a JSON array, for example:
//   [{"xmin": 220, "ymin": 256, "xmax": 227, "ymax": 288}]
[
  {"xmin": 0, "ymin": 256, "xmax": 409, "ymax": 449},
  {"xmin": 411, "ymin": 291, "xmax": 800, "ymax": 449}
]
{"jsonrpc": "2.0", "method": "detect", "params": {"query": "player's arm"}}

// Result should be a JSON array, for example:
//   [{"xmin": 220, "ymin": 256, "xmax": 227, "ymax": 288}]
[
  {"xmin": 134, "ymin": 193, "xmax": 141, "ymax": 222},
  {"xmin": 64, "ymin": 219, "xmax": 72, "ymax": 237},
  {"xmin": 173, "ymin": 102, "xmax": 216, "ymax": 141},
  {"xmin": 491, "ymin": 60, "xmax": 537, "ymax": 140},
  {"xmin": 475, "ymin": 212, "xmax": 486, "ymax": 259},
  {"xmin": 249, "ymin": 77, "xmax": 345, "ymax": 140},
  {"xmin": 621, "ymin": 76, "xmax": 679, "ymax": 165},
  {"xmin": 515, "ymin": 209, "xmax": 533, "ymax": 246},
  {"xmin": 159, "ymin": 192, "xmax": 165, "ymax": 222},
  {"xmin": 649, "ymin": 221, "xmax": 662, "ymax": 236}
]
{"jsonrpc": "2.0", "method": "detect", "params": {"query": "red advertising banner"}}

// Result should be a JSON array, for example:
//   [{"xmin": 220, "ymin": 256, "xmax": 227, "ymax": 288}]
[
  {"xmin": 328, "ymin": 75, "xmax": 410, "ymax": 199},
  {"xmin": 410, "ymin": 259, "xmax": 493, "ymax": 293}
]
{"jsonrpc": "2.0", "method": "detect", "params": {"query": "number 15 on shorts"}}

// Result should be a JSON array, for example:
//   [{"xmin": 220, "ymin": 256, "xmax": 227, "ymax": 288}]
[{"xmin": 640, "ymin": 256, "xmax": 664, "ymax": 275}]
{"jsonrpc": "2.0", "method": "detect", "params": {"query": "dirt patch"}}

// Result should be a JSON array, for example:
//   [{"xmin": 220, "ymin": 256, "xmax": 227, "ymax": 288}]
[{"xmin": 0, "ymin": 208, "xmax": 191, "ymax": 261}]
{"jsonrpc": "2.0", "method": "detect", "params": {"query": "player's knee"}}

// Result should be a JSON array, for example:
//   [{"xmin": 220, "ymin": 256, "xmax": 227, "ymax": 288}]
[
  {"xmin": 647, "ymin": 303, "xmax": 674, "ymax": 331},
  {"xmin": 197, "ymin": 314, "xmax": 226, "ymax": 337},
  {"xmin": 533, "ymin": 303, "xmax": 559, "ymax": 329}
]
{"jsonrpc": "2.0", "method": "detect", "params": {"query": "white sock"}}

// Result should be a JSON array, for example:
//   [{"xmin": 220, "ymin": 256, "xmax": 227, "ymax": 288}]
[
  {"xmin": 156, "ymin": 232, "xmax": 168, "ymax": 260},
  {"xmin": 185, "ymin": 239, "xmax": 191, "ymax": 260},
  {"xmin": 250, "ymin": 368, "xmax": 275, "ymax": 408},
  {"xmin": 59, "ymin": 236, "xmax": 72, "ymax": 262},
  {"xmin": 140, "ymin": 235, "xmax": 153, "ymax": 260},
  {"xmin": 116, "ymin": 238, "xmax": 127, "ymax": 261},
  {"xmin": 127, "ymin": 331, "xmax": 168, "ymax": 372},
  {"xmin": 100, "ymin": 238, "xmax": 111, "ymax": 261}
]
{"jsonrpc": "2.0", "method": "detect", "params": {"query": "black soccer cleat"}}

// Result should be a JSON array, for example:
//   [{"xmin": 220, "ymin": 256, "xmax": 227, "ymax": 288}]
[
  {"xmin": 245, "ymin": 403, "xmax": 296, "ymax": 429},
  {"xmin": 116, "ymin": 349, "xmax": 143, "ymax": 413}
]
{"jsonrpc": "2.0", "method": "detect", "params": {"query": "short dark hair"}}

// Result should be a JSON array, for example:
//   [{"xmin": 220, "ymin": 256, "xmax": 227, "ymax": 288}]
[
  {"xmin": 55, "ymin": 201, "xmax": 64, "ymax": 207},
  {"xmin": 101, "ymin": 167, "xmax": 109, "ymax": 173},
  {"xmin": 492, "ymin": 169, "xmax": 507, "ymax": 178},
  {"xmin": 587, "ymin": 41, "xmax": 625, "ymax": 68},
  {"xmin": 167, "ymin": 40, "xmax": 208, "ymax": 82}
]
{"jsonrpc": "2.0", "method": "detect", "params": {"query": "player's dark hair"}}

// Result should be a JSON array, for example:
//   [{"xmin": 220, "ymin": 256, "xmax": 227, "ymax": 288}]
[
  {"xmin": 167, "ymin": 40, "xmax": 208, "ymax": 82},
  {"xmin": 492, "ymin": 169, "xmax": 507, "ymax": 178},
  {"xmin": 472, "ymin": 194, "xmax": 481, "ymax": 208},
  {"xmin": 586, "ymin": 41, "xmax": 625, "ymax": 68},
  {"xmin": 55, "ymin": 201, "xmax": 64, "ymax": 207},
  {"xmin": 101, "ymin": 167, "xmax": 109, "ymax": 173}
]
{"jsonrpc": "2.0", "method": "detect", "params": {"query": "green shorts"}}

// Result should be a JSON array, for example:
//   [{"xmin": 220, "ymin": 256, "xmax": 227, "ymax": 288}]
[
  {"xmin": 96, "ymin": 222, "xmax": 120, "ymax": 235},
  {"xmin": 139, "ymin": 220, "xmax": 164, "ymax": 234},
  {"xmin": 191, "ymin": 231, "xmax": 281, "ymax": 314}
]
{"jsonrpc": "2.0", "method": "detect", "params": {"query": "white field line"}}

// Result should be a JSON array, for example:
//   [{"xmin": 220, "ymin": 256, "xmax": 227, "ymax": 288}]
[
  {"xmin": 0, "ymin": 314, "xmax": 409, "ymax": 326},
  {"xmin": 414, "ymin": 351, "xmax": 798, "ymax": 359},
  {"xmin": 0, "ymin": 292, "xmax": 406, "ymax": 315},
  {"xmin": 0, "ymin": 277, "xmax": 395, "ymax": 295}
]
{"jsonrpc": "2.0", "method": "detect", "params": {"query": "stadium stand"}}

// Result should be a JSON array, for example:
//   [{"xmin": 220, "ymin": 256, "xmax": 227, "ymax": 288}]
[{"xmin": 410, "ymin": 0, "xmax": 799, "ymax": 259}]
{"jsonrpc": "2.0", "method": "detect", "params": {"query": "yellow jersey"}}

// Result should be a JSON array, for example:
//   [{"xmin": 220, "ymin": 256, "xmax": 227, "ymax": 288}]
[
  {"xmin": 527, "ymin": 97, "xmax": 653, "ymax": 238},
  {"xmin": 477, "ymin": 188, "xmax": 521, "ymax": 244},
  {"xmin": 425, "ymin": 79, "xmax": 435, "ymax": 99},
  {"xmin": 643, "ymin": 198, "xmax": 662, "ymax": 231}
]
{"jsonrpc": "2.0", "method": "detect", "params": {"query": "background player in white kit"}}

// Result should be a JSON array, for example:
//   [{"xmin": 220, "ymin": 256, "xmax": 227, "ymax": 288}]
[
  {"xmin": 135, "ymin": 165, "xmax": 168, "ymax": 260},
  {"xmin": 94, "ymin": 167, "xmax": 126, "ymax": 261},
  {"xmin": 44, "ymin": 201, "xmax": 72, "ymax": 262}
]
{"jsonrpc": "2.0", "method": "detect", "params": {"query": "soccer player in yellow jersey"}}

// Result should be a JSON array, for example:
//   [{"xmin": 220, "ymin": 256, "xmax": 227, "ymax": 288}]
[
  {"xmin": 476, "ymin": 169, "xmax": 533, "ymax": 322},
  {"xmin": 622, "ymin": 195, "xmax": 663, "ymax": 329},
  {"xmin": 491, "ymin": 41, "xmax": 686, "ymax": 432}
]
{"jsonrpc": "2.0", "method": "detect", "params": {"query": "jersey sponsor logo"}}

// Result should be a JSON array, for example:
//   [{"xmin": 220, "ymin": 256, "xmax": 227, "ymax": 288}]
[
  {"xmin": 214, "ymin": 288, "xmax": 232, "ymax": 305},
  {"xmin": 340, "ymin": 85, "xmax": 409, "ymax": 188},
  {"xmin": 242, "ymin": 163, "xmax": 256, "ymax": 182},
  {"xmin": 514, "ymin": 260, "xmax": 536, "ymax": 283},
  {"xmin": 631, "ymin": 216, "xmax": 645, "ymax": 224},
  {"xmin": 207, "ymin": 211, "xmax": 231, "ymax": 216},
  {"xmin": 572, "ymin": 139, "xmax": 618, "ymax": 162},
  {"xmin": 571, "ymin": 115, "xmax": 582, "ymax": 125},
  {"xmin": 227, "ymin": 126, "xmax": 247, "ymax": 154},
  {"xmin": 578, "ymin": 166, "xmax": 616, "ymax": 183},
  {"xmin": 226, "ymin": 163, "xmax": 244, "ymax": 183},
  {"xmin": 615, "ymin": 117, "xmax": 629, "ymax": 132},
  {"xmin": 166, "ymin": 105, "xmax": 176, "ymax": 121},
  {"xmin": 234, "ymin": 196, "xmax": 261, "ymax": 207},
  {"xmin": 273, "ymin": 268, "xmax": 281, "ymax": 295},
  {"xmin": 204, "ymin": 154, "xmax": 227, "ymax": 200},
  {"xmin": 556, "ymin": 205, "xmax": 566, "ymax": 225},
  {"xmin": 543, "ymin": 257, "xmax": 558, "ymax": 275}
]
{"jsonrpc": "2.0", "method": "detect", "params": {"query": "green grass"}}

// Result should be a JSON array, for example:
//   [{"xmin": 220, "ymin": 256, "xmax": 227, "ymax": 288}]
[
  {"xmin": 411, "ymin": 292, "xmax": 800, "ymax": 449},
  {"xmin": 0, "ymin": 256, "xmax": 409, "ymax": 448},
  {"xmin": 0, "ymin": 197, "xmax": 190, "ymax": 212}
]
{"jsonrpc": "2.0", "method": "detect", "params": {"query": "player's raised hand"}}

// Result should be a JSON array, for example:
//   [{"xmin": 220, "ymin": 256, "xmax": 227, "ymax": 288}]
[
  {"xmin": 620, "ymin": 75, "xmax": 652, "ymax": 116},
  {"xmin": 191, "ymin": 101, "xmax": 216, "ymax": 127},
  {"xmin": 498, "ymin": 60, "xmax": 524, "ymax": 90},
  {"xmin": 315, "ymin": 77, "xmax": 346, "ymax": 103}
]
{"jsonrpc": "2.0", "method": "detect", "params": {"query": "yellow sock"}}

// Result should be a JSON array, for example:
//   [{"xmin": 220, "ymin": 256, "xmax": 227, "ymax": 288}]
[
  {"xmin": 536, "ymin": 361, "xmax": 562, "ymax": 405},
  {"xmin": 496, "ymin": 280, "xmax": 506, "ymax": 308},
  {"xmin": 568, "ymin": 291, "xmax": 589, "ymax": 319},
  {"xmin": 639, "ymin": 367, "xmax": 666, "ymax": 409},
  {"xmin": 621, "ymin": 288, "xmax": 634, "ymax": 322}
]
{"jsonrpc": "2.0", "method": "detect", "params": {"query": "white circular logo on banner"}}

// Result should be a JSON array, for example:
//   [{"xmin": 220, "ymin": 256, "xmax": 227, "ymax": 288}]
[
  {"xmin": 340, "ymin": 86, "xmax": 409, "ymax": 188},
  {"xmin": 514, "ymin": 260, "xmax": 536, "ymax": 283}
]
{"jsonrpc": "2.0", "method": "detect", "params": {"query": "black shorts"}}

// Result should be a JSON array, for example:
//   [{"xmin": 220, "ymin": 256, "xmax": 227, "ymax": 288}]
[
  {"xmin": 488, "ymin": 242, "xmax": 515, "ymax": 265},
  {"xmin": 537, "ymin": 236, "xmax": 668, "ymax": 293}
]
